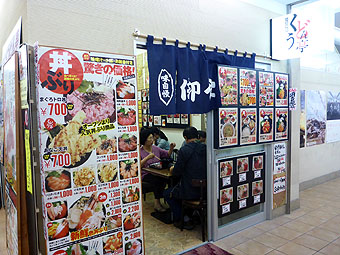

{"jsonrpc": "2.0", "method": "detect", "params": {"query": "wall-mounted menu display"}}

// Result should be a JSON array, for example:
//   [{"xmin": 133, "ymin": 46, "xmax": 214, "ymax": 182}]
[
  {"xmin": 239, "ymin": 69, "xmax": 257, "ymax": 107},
  {"xmin": 214, "ymin": 66, "xmax": 289, "ymax": 149},
  {"xmin": 36, "ymin": 46, "xmax": 144, "ymax": 255},
  {"xmin": 275, "ymin": 73, "xmax": 288, "ymax": 107},
  {"xmin": 259, "ymin": 71, "xmax": 274, "ymax": 107},
  {"xmin": 140, "ymin": 88, "xmax": 190, "ymax": 128},
  {"xmin": 218, "ymin": 66, "xmax": 238, "ymax": 106},
  {"xmin": 218, "ymin": 152, "xmax": 265, "ymax": 218}
]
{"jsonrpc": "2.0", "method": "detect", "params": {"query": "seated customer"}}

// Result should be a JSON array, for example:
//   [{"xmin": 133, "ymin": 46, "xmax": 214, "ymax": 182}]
[
  {"xmin": 164, "ymin": 127, "xmax": 207, "ymax": 228},
  {"xmin": 198, "ymin": 130, "xmax": 206, "ymax": 143},
  {"xmin": 151, "ymin": 127, "xmax": 170, "ymax": 150},
  {"xmin": 140, "ymin": 129, "xmax": 176, "ymax": 212}
]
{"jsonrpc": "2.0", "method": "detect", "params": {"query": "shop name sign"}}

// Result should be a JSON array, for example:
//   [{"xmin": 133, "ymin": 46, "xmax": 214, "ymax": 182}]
[{"xmin": 271, "ymin": 8, "xmax": 334, "ymax": 60}]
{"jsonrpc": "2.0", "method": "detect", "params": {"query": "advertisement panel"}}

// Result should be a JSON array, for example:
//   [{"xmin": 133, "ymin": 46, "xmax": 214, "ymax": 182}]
[{"xmin": 36, "ymin": 46, "xmax": 143, "ymax": 255}]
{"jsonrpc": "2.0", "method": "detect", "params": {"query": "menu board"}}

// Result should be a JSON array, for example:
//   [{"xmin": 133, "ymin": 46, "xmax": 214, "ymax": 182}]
[
  {"xmin": 239, "ymin": 69, "xmax": 256, "ymax": 107},
  {"xmin": 259, "ymin": 108, "xmax": 274, "ymax": 143},
  {"xmin": 218, "ymin": 152, "xmax": 265, "ymax": 218},
  {"xmin": 3, "ymin": 54, "xmax": 19, "ymax": 255},
  {"xmin": 273, "ymin": 143, "xmax": 286, "ymax": 209},
  {"xmin": 275, "ymin": 73, "xmax": 288, "ymax": 107},
  {"xmin": 240, "ymin": 108, "xmax": 257, "ymax": 145},
  {"xmin": 36, "ymin": 47, "xmax": 144, "ymax": 255},
  {"xmin": 218, "ymin": 66, "xmax": 238, "ymax": 106},
  {"xmin": 218, "ymin": 108, "xmax": 238, "ymax": 147},
  {"xmin": 275, "ymin": 108, "xmax": 289, "ymax": 140},
  {"xmin": 259, "ymin": 71, "xmax": 274, "ymax": 107}
]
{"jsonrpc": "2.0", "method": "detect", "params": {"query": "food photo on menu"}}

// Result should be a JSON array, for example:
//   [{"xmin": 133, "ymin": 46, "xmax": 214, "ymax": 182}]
[
  {"xmin": 275, "ymin": 109, "xmax": 288, "ymax": 138},
  {"xmin": 252, "ymin": 180, "xmax": 263, "ymax": 196},
  {"xmin": 220, "ymin": 160, "xmax": 233, "ymax": 177},
  {"xmin": 239, "ymin": 69, "xmax": 257, "ymax": 106},
  {"xmin": 259, "ymin": 108, "xmax": 273, "ymax": 142},
  {"xmin": 103, "ymin": 232, "xmax": 123, "ymax": 254},
  {"xmin": 123, "ymin": 212, "xmax": 141, "ymax": 231},
  {"xmin": 47, "ymin": 219, "xmax": 69, "ymax": 241},
  {"xmin": 240, "ymin": 109, "xmax": 256, "ymax": 144},
  {"xmin": 47, "ymin": 201, "xmax": 68, "ymax": 221},
  {"xmin": 45, "ymin": 170, "xmax": 71, "ymax": 192},
  {"xmin": 253, "ymin": 155, "xmax": 263, "ymax": 170},
  {"xmin": 259, "ymin": 71, "xmax": 274, "ymax": 107},
  {"xmin": 66, "ymin": 242, "xmax": 101, "ymax": 255},
  {"xmin": 97, "ymin": 135, "xmax": 117, "ymax": 155},
  {"xmin": 237, "ymin": 184, "xmax": 249, "ymax": 201},
  {"xmin": 119, "ymin": 159, "xmax": 139, "ymax": 179},
  {"xmin": 220, "ymin": 187, "xmax": 233, "ymax": 205},
  {"xmin": 118, "ymin": 134, "xmax": 137, "ymax": 152},
  {"xmin": 117, "ymin": 107, "xmax": 137, "ymax": 126},
  {"xmin": 275, "ymin": 74, "xmax": 288, "ymax": 106},
  {"xmin": 122, "ymin": 185, "xmax": 140, "ymax": 204},
  {"xmin": 104, "ymin": 214, "xmax": 122, "ymax": 230},
  {"xmin": 237, "ymin": 157, "xmax": 249, "ymax": 174},
  {"xmin": 219, "ymin": 108, "xmax": 238, "ymax": 147},
  {"xmin": 116, "ymin": 80, "xmax": 135, "ymax": 99},
  {"xmin": 67, "ymin": 192, "xmax": 105, "ymax": 233},
  {"xmin": 125, "ymin": 239, "xmax": 143, "ymax": 255},
  {"xmin": 218, "ymin": 66, "xmax": 238, "ymax": 106},
  {"xmin": 73, "ymin": 166, "xmax": 96, "ymax": 187},
  {"xmin": 98, "ymin": 162, "xmax": 118, "ymax": 183}
]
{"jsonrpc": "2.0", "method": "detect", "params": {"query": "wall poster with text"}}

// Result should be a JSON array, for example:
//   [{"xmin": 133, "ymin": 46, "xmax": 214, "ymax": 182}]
[
  {"xmin": 275, "ymin": 108, "xmax": 288, "ymax": 141},
  {"xmin": 259, "ymin": 71, "xmax": 274, "ymax": 107},
  {"xmin": 218, "ymin": 66, "xmax": 238, "ymax": 106},
  {"xmin": 239, "ymin": 69, "xmax": 257, "ymax": 107},
  {"xmin": 275, "ymin": 73, "xmax": 288, "ymax": 107},
  {"xmin": 218, "ymin": 108, "xmax": 238, "ymax": 148},
  {"xmin": 240, "ymin": 108, "xmax": 257, "ymax": 145},
  {"xmin": 36, "ymin": 46, "xmax": 144, "ymax": 255},
  {"xmin": 259, "ymin": 108, "xmax": 274, "ymax": 143}
]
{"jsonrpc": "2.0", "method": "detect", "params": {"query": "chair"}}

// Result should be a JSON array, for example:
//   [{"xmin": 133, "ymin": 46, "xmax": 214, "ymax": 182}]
[{"xmin": 180, "ymin": 179, "xmax": 207, "ymax": 242}]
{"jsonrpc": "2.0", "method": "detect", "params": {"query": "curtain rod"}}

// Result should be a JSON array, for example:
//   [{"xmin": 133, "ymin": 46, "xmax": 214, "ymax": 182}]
[{"xmin": 132, "ymin": 32, "xmax": 275, "ymax": 61}]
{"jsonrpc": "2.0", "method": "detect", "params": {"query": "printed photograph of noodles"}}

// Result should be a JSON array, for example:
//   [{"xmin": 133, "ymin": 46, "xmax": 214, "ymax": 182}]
[
  {"xmin": 119, "ymin": 159, "xmax": 138, "ymax": 179},
  {"xmin": 66, "ymin": 80, "xmax": 116, "ymax": 124},
  {"xmin": 98, "ymin": 162, "xmax": 118, "ymax": 183},
  {"xmin": 67, "ymin": 192, "xmax": 105, "ymax": 232},
  {"xmin": 48, "ymin": 111, "xmax": 101, "ymax": 167}
]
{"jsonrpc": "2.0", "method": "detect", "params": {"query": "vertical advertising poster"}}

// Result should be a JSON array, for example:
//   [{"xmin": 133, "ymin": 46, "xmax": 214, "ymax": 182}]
[
  {"xmin": 326, "ymin": 92, "xmax": 340, "ymax": 143},
  {"xmin": 259, "ymin": 71, "xmax": 274, "ymax": 107},
  {"xmin": 218, "ymin": 66, "xmax": 238, "ymax": 106},
  {"xmin": 306, "ymin": 90, "xmax": 326, "ymax": 146},
  {"xmin": 273, "ymin": 143, "xmax": 286, "ymax": 209},
  {"xmin": 218, "ymin": 152, "xmax": 265, "ymax": 218},
  {"xmin": 275, "ymin": 73, "xmax": 288, "ymax": 107},
  {"xmin": 218, "ymin": 108, "xmax": 238, "ymax": 147},
  {"xmin": 300, "ymin": 90, "xmax": 306, "ymax": 148},
  {"xmin": 3, "ymin": 53, "xmax": 18, "ymax": 255},
  {"xmin": 36, "ymin": 47, "xmax": 143, "ymax": 255},
  {"xmin": 240, "ymin": 108, "xmax": 257, "ymax": 145},
  {"xmin": 275, "ymin": 108, "xmax": 288, "ymax": 141},
  {"xmin": 259, "ymin": 108, "xmax": 274, "ymax": 143},
  {"xmin": 239, "ymin": 69, "xmax": 257, "ymax": 107}
]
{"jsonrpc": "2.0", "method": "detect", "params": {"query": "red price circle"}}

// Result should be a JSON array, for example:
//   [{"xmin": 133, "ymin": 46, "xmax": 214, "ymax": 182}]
[
  {"xmin": 47, "ymin": 222, "xmax": 53, "ymax": 228},
  {"xmin": 46, "ymin": 202, "xmax": 52, "ymax": 209},
  {"xmin": 98, "ymin": 192, "xmax": 107, "ymax": 202},
  {"xmin": 44, "ymin": 118, "xmax": 56, "ymax": 131},
  {"xmin": 39, "ymin": 49, "xmax": 83, "ymax": 95},
  {"xmin": 53, "ymin": 250, "xmax": 67, "ymax": 255}
]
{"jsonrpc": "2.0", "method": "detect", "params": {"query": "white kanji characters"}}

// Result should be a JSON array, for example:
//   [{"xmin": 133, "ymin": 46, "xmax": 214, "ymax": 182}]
[
  {"xmin": 204, "ymin": 79, "xmax": 216, "ymax": 100},
  {"xmin": 158, "ymin": 69, "xmax": 174, "ymax": 106},
  {"xmin": 49, "ymin": 51, "xmax": 72, "ymax": 74},
  {"xmin": 180, "ymin": 79, "xmax": 200, "ymax": 102},
  {"xmin": 162, "ymin": 90, "xmax": 170, "ymax": 98}
]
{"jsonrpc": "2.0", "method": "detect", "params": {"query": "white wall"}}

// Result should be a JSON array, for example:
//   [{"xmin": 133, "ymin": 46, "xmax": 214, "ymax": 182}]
[{"xmin": 0, "ymin": 0, "xmax": 27, "ymax": 62}]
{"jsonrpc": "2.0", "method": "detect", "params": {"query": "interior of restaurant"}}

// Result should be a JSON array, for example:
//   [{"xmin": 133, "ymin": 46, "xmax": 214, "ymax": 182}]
[{"xmin": 136, "ymin": 47, "xmax": 207, "ymax": 253}]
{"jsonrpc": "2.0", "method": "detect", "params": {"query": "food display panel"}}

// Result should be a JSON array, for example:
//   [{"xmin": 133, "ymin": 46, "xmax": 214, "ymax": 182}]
[
  {"xmin": 275, "ymin": 108, "xmax": 289, "ymax": 141},
  {"xmin": 275, "ymin": 73, "xmax": 288, "ymax": 107},
  {"xmin": 36, "ymin": 46, "xmax": 144, "ymax": 255},
  {"xmin": 217, "ymin": 108, "xmax": 238, "ymax": 148},
  {"xmin": 218, "ymin": 152, "xmax": 265, "ymax": 218},
  {"xmin": 239, "ymin": 69, "xmax": 257, "ymax": 107},
  {"xmin": 259, "ymin": 71, "xmax": 274, "ymax": 107},
  {"xmin": 239, "ymin": 108, "xmax": 257, "ymax": 146},
  {"xmin": 218, "ymin": 66, "xmax": 238, "ymax": 106},
  {"xmin": 259, "ymin": 108, "xmax": 274, "ymax": 143}
]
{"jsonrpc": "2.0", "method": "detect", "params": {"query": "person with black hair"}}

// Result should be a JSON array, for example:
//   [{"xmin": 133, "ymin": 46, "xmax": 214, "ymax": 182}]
[
  {"xmin": 164, "ymin": 127, "xmax": 207, "ymax": 229},
  {"xmin": 198, "ymin": 130, "xmax": 207, "ymax": 143},
  {"xmin": 150, "ymin": 127, "xmax": 170, "ymax": 150},
  {"xmin": 140, "ymin": 128, "xmax": 176, "ymax": 212}
]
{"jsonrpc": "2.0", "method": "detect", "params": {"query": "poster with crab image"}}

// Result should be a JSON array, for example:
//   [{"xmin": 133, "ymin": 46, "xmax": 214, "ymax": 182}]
[
  {"xmin": 218, "ymin": 108, "xmax": 238, "ymax": 147},
  {"xmin": 240, "ymin": 109, "xmax": 257, "ymax": 145},
  {"xmin": 275, "ymin": 73, "xmax": 288, "ymax": 107},
  {"xmin": 259, "ymin": 108, "xmax": 274, "ymax": 143},
  {"xmin": 259, "ymin": 71, "xmax": 274, "ymax": 107},
  {"xmin": 218, "ymin": 65, "xmax": 238, "ymax": 106},
  {"xmin": 239, "ymin": 69, "xmax": 257, "ymax": 107},
  {"xmin": 275, "ymin": 108, "xmax": 288, "ymax": 141},
  {"xmin": 36, "ymin": 46, "xmax": 143, "ymax": 254}
]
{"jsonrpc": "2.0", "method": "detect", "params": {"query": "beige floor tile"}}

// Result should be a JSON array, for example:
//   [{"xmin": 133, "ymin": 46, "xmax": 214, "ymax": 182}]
[
  {"xmin": 277, "ymin": 242, "xmax": 317, "ymax": 255},
  {"xmin": 213, "ymin": 232, "xmax": 249, "ymax": 250},
  {"xmin": 319, "ymin": 220, "xmax": 340, "ymax": 234},
  {"xmin": 284, "ymin": 208, "xmax": 309, "ymax": 220},
  {"xmin": 293, "ymin": 234, "xmax": 329, "ymax": 251},
  {"xmin": 319, "ymin": 243, "xmax": 340, "ymax": 255},
  {"xmin": 298, "ymin": 214, "xmax": 328, "ymax": 226},
  {"xmin": 269, "ymin": 226, "xmax": 303, "ymax": 241},
  {"xmin": 253, "ymin": 233, "xmax": 289, "ymax": 249},
  {"xmin": 255, "ymin": 220, "xmax": 280, "ymax": 231},
  {"xmin": 227, "ymin": 248, "xmax": 248, "ymax": 255},
  {"xmin": 307, "ymin": 227, "xmax": 340, "ymax": 242},
  {"xmin": 234, "ymin": 240, "xmax": 273, "ymax": 255},
  {"xmin": 266, "ymin": 250, "xmax": 287, "ymax": 255},
  {"xmin": 270, "ymin": 216, "xmax": 292, "ymax": 226},
  {"xmin": 283, "ymin": 219, "xmax": 315, "ymax": 233},
  {"xmin": 332, "ymin": 237, "xmax": 340, "ymax": 247},
  {"xmin": 308, "ymin": 210, "xmax": 337, "ymax": 221},
  {"xmin": 238, "ymin": 226, "xmax": 265, "ymax": 239}
]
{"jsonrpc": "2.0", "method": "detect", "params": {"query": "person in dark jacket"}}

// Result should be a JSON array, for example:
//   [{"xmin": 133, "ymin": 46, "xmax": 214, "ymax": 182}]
[{"xmin": 164, "ymin": 127, "xmax": 207, "ymax": 229}]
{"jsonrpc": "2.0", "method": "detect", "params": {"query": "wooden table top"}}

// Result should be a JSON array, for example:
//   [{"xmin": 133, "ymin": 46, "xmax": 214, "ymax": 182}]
[{"xmin": 142, "ymin": 167, "xmax": 172, "ymax": 178}]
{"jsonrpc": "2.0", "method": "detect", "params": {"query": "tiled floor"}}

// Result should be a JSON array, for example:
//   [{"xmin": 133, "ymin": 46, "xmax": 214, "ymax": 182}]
[
  {"xmin": 214, "ymin": 177, "xmax": 340, "ymax": 255},
  {"xmin": 0, "ymin": 178, "xmax": 339, "ymax": 254}
]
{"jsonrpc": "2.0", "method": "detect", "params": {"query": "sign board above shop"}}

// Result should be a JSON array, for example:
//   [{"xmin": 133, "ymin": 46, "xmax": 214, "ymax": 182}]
[{"xmin": 270, "ymin": 2, "xmax": 334, "ymax": 60}]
